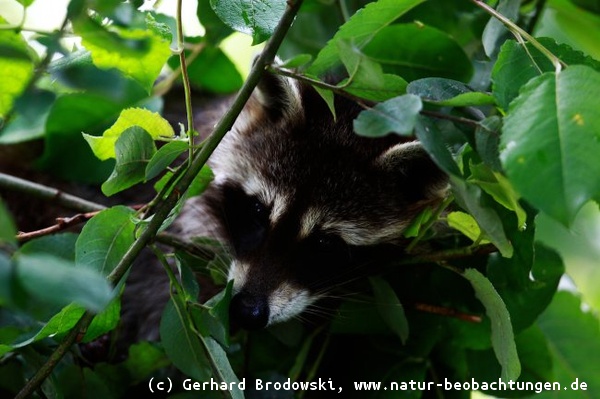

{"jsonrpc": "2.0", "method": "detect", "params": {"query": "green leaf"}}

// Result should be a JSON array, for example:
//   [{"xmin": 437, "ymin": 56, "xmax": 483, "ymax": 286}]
[
  {"xmin": 536, "ymin": 291, "xmax": 600, "ymax": 397},
  {"xmin": 488, "ymin": 238, "xmax": 564, "ymax": 333},
  {"xmin": 535, "ymin": 0, "xmax": 600, "ymax": 62},
  {"xmin": 210, "ymin": 0, "xmax": 287, "ymax": 45},
  {"xmin": 403, "ymin": 207, "xmax": 432, "ymax": 238},
  {"xmin": 492, "ymin": 38, "xmax": 600, "ymax": 111},
  {"xmin": 76, "ymin": 206, "xmax": 136, "ymax": 276},
  {"xmin": 343, "ymin": 73, "xmax": 407, "ymax": 102},
  {"xmin": 37, "ymin": 93, "xmax": 123, "ymax": 184},
  {"xmin": 101, "ymin": 127, "xmax": 157, "ymax": 196},
  {"xmin": 463, "ymin": 268, "xmax": 521, "ymax": 382},
  {"xmin": 14, "ymin": 254, "xmax": 113, "ymax": 313},
  {"xmin": 84, "ymin": 107, "xmax": 174, "ymax": 161},
  {"xmin": 1, "ymin": 303, "xmax": 85, "ymax": 356},
  {"xmin": 19, "ymin": 233, "xmax": 77, "ymax": 261},
  {"xmin": 468, "ymin": 161, "xmax": 527, "ymax": 230},
  {"xmin": 279, "ymin": 54, "xmax": 312, "ymax": 69},
  {"xmin": 145, "ymin": 140, "xmax": 188, "ymax": 180},
  {"xmin": 536, "ymin": 202, "xmax": 600, "ymax": 313},
  {"xmin": 0, "ymin": 254, "xmax": 11, "ymax": 308},
  {"xmin": 15, "ymin": 0, "xmax": 35, "ymax": 6},
  {"xmin": 467, "ymin": 325, "xmax": 554, "ymax": 394},
  {"xmin": 481, "ymin": 0, "xmax": 520, "ymax": 58},
  {"xmin": 475, "ymin": 116, "xmax": 502, "ymax": 172},
  {"xmin": 83, "ymin": 296, "xmax": 121, "ymax": 343},
  {"xmin": 353, "ymin": 94, "xmax": 421, "ymax": 137},
  {"xmin": 447, "ymin": 211, "xmax": 489, "ymax": 243},
  {"xmin": 203, "ymin": 337, "xmax": 244, "ymax": 399},
  {"xmin": 414, "ymin": 116, "xmax": 462, "ymax": 177},
  {"xmin": 0, "ymin": 20, "xmax": 34, "ymax": 117},
  {"xmin": 312, "ymin": 85, "xmax": 336, "ymax": 120},
  {"xmin": 308, "ymin": 0, "xmax": 425, "ymax": 76},
  {"xmin": 500, "ymin": 66, "xmax": 600, "ymax": 225},
  {"xmin": 408, "ymin": 77, "xmax": 486, "ymax": 104},
  {"xmin": 160, "ymin": 297, "xmax": 212, "ymax": 381},
  {"xmin": 369, "ymin": 276, "xmax": 409, "ymax": 344},
  {"xmin": 0, "ymin": 199, "xmax": 16, "ymax": 246},
  {"xmin": 362, "ymin": 23, "xmax": 474, "ymax": 82},
  {"xmin": 451, "ymin": 176, "xmax": 513, "ymax": 257},
  {"xmin": 73, "ymin": 14, "xmax": 172, "ymax": 92},
  {"xmin": 123, "ymin": 342, "xmax": 171, "ymax": 382},
  {"xmin": 197, "ymin": 0, "xmax": 233, "ymax": 44},
  {"xmin": 337, "ymin": 40, "xmax": 407, "ymax": 102},
  {"xmin": 190, "ymin": 292, "xmax": 230, "ymax": 348},
  {"xmin": 0, "ymin": 90, "xmax": 56, "ymax": 144}
]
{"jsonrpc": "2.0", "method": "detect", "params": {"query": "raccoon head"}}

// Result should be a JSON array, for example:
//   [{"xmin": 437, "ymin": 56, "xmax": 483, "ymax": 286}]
[{"xmin": 198, "ymin": 70, "xmax": 448, "ymax": 330}]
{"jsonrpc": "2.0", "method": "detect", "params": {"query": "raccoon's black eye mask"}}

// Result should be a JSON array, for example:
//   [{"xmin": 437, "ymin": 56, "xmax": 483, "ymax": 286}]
[{"xmin": 221, "ymin": 185, "xmax": 269, "ymax": 255}]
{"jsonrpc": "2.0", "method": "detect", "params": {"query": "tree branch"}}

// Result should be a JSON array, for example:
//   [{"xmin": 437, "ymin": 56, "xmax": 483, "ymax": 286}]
[{"xmin": 0, "ymin": 172, "xmax": 106, "ymax": 213}]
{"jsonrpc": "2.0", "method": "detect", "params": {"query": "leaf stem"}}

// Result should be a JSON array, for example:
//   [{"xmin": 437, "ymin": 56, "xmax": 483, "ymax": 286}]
[
  {"xmin": 174, "ymin": 0, "xmax": 195, "ymax": 167},
  {"xmin": 473, "ymin": 0, "xmax": 565, "ymax": 73}
]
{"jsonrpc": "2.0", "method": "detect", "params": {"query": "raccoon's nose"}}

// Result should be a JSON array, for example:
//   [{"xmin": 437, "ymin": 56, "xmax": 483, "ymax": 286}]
[{"xmin": 229, "ymin": 292, "xmax": 269, "ymax": 330}]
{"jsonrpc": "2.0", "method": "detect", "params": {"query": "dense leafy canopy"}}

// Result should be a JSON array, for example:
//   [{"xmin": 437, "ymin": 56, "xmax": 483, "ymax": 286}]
[{"xmin": 1, "ymin": 0, "xmax": 599, "ymax": 398}]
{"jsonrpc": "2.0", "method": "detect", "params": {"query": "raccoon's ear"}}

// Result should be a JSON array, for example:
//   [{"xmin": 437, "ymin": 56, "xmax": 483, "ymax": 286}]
[
  {"xmin": 253, "ymin": 64, "xmax": 302, "ymax": 119},
  {"xmin": 376, "ymin": 141, "xmax": 448, "ymax": 201}
]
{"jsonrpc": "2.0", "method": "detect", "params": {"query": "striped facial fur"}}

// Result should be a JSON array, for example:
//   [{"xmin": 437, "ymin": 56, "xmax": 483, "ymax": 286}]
[{"xmin": 178, "ymin": 71, "xmax": 448, "ymax": 330}]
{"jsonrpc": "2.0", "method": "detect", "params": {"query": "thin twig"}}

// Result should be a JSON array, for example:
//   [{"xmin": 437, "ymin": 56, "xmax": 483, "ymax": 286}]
[
  {"xmin": 397, "ymin": 243, "xmax": 497, "ymax": 265},
  {"xmin": 16, "ymin": 212, "xmax": 100, "ymax": 242},
  {"xmin": 414, "ymin": 303, "xmax": 482, "ymax": 323}
]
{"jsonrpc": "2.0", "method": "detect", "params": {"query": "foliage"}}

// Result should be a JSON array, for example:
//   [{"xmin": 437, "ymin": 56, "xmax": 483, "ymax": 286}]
[{"xmin": 1, "ymin": 0, "xmax": 599, "ymax": 398}]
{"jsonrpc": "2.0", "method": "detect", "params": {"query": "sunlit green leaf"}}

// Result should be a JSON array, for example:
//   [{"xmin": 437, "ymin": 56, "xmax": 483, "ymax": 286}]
[
  {"xmin": 0, "ymin": 19, "xmax": 34, "ymax": 117},
  {"xmin": 84, "ymin": 107, "xmax": 174, "ymax": 161},
  {"xmin": 73, "ymin": 14, "xmax": 172, "ymax": 92},
  {"xmin": 101, "ymin": 127, "xmax": 156, "ymax": 196},
  {"xmin": 447, "ymin": 211, "xmax": 489, "ymax": 243}
]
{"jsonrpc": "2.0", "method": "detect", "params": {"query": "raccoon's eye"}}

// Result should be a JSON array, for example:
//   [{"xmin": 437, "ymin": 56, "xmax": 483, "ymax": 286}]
[
  {"xmin": 251, "ymin": 199, "xmax": 268, "ymax": 221},
  {"xmin": 221, "ymin": 184, "xmax": 270, "ymax": 254},
  {"xmin": 313, "ymin": 233, "xmax": 346, "ymax": 255}
]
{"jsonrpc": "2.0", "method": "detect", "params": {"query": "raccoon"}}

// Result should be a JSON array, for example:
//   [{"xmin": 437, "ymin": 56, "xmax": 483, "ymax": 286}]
[{"xmin": 169, "ymin": 71, "xmax": 449, "ymax": 331}]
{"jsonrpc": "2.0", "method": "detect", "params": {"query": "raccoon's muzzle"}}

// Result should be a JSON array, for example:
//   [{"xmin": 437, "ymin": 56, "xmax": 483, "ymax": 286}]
[{"xmin": 229, "ymin": 291, "xmax": 269, "ymax": 330}]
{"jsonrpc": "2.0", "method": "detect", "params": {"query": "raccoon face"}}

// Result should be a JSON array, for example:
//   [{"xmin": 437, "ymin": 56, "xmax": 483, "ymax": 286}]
[{"xmin": 193, "ymin": 71, "xmax": 448, "ymax": 330}]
